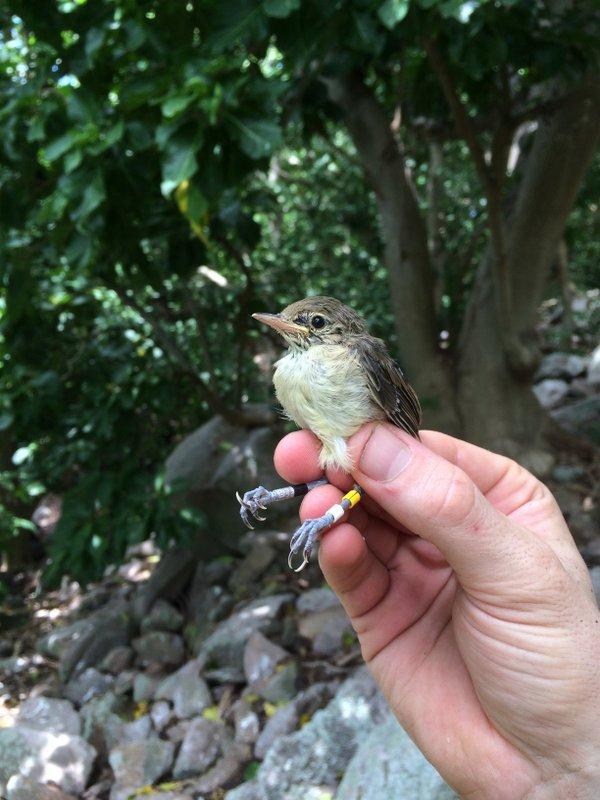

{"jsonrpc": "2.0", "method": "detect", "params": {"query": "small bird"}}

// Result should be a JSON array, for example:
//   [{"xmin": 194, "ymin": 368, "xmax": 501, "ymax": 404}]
[{"xmin": 237, "ymin": 296, "xmax": 421, "ymax": 571}]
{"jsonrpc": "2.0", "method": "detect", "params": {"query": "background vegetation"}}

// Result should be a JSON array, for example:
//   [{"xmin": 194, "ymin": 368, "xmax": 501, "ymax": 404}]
[{"xmin": 1, "ymin": 0, "xmax": 598, "ymax": 584}]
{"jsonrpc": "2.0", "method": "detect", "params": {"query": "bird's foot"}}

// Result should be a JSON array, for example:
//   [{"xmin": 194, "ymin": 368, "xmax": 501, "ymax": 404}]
[
  {"xmin": 288, "ymin": 513, "xmax": 335, "ymax": 572},
  {"xmin": 236, "ymin": 486, "xmax": 278, "ymax": 529}
]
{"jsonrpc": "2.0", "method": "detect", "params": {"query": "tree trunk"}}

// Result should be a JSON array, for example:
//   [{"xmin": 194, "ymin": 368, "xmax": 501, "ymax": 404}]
[
  {"xmin": 457, "ymin": 76, "xmax": 600, "ymax": 451},
  {"xmin": 324, "ymin": 74, "xmax": 460, "ymax": 433}
]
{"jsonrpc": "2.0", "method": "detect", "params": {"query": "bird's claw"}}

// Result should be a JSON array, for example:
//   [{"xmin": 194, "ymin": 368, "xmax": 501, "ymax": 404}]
[
  {"xmin": 236, "ymin": 486, "xmax": 272, "ymax": 529},
  {"xmin": 287, "ymin": 515, "xmax": 333, "ymax": 573}
]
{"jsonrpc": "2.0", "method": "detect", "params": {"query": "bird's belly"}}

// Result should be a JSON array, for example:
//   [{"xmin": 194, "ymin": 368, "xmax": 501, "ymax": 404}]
[{"xmin": 273, "ymin": 346, "xmax": 379, "ymax": 445}]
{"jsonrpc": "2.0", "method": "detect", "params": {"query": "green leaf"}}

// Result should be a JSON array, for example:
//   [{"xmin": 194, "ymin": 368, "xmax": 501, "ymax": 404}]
[
  {"xmin": 161, "ymin": 94, "xmax": 195, "ymax": 119},
  {"xmin": 72, "ymin": 170, "xmax": 106, "ymax": 222},
  {"xmin": 378, "ymin": 0, "xmax": 410, "ymax": 28},
  {"xmin": 44, "ymin": 132, "xmax": 75, "ymax": 162},
  {"xmin": 234, "ymin": 118, "xmax": 283, "ymax": 159},
  {"xmin": 161, "ymin": 136, "xmax": 201, "ymax": 197},
  {"xmin": 264, "ymin": 0, "xmax": 300, "ymax": 18}
]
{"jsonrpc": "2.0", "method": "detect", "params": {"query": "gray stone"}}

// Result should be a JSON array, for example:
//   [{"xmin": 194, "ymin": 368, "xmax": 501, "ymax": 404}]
[
  {"xmin": 588, "ymin": 344, "xmax": 600, "ymax": 386},
  {"xmin": 243, "ymin": 632, "xmax": 289, "ymax": 688},
  {"xmin": 80, "ymin": 691, "xmax": 126, "ymax": 753},
  {"xmin": 258, "ymin": 661, "xmax": 299, "ymax": 703},
  {"xmin": 52, "ymin": 599, "xmax": 132, "ymax": 682},
  {"xmin": 132, "ymin": 631, "xmax": 185, "ymax": 667},
  {"xmin": 140, "ymin": 599, "xmax": 184, "ymax": 633},
  {"xmin": 0, "ymin": 726, "xmax": 96, "ymax": 796},
  {"xmin": 132, "ymin": 546, "xmax": 198, "ymax": 622},
  {"xmin": 133, "ymin": 672, "xmax": 162, "ymax": 702},
  {"xmin": 119, "ymin": 715, "xmax": 152, "ymax": 744},
  {"xmin": 64, "ymin": 668, "xmax": 114, "ymax": 706},
  {"xmin": 99, "ymin": 646, "xmax": 133, "ymax": 674},
  {"xmin": 533, "ymin": 378, "xmax": 569, "ymax": 409},
  {"xmin": 6, "ymin": 776, "xmax": 76, "ymax": 800},
  {"xmin": 150, "ymin": 700, "xmax": 173, "ymax": 732},
  {"xmin": 0, "ymin": 656, "xmax": 29, "ymax": 675},
  {"xmin": 113, "ymin": 670, "xmax": 135, "ymax": 695},
  {"xmin": 134, "ymin": 795, "xmax": 193, "ymax": 800},
  {"xmin": 17, "ymin": 697, "xmax": 80, "ymax": 736},
  {"xmin": 226, "ymin": 667, "xmax": 386, "ymax": 800},
  {"xmin": 552, "ymin": 397, "xmax": 600, "ymax": 444},
  {"xmin": 37, "ymin": 619, "xmax": 91, "ymax": 660},
  {"xmin": 188, "ymin": 743, "xmax": 251, "ymax": 795},
  {"xmin": 337, "ymin": 713, "xmax": 457, "ymax": 800},
  {"xmin": 108, "ymin": 738, "xmax": 175, "ymax": 800},
  {"xmin": 172, "ymin": 717, "xmax": 223, "ymax": 779},
  {"xmin": 254, "ymin": 682, "xmax": 336, "ymax": 760},
  {"xmin": 535, "ymin": 352, "xmax": 586, "ymax": 380},
  {"xmin": 298, "ymin": 606, "xmax": 354, "ymax": 657},
  {"xmin": 154, "ymin": 659, "xmax": 212, "ymax": 719},
  {"xmin": 228, "ymin": 545, "xmax": 276, "ymax": 593},
  {"xmin": 518, "ymin": 449, "xmax": 556, "ymax": 479},
  {"xmin": 197, "ymin": 594, "xmax": 294, "ymax": 669},
  {"xmin": 165, "ymin": 718, "xmax": 193, "ymax": 744},
  {"xmin": 590, "ymin": 566, "xmax": 600, "ymax": 607},
  {"xmin": 233, "ymin": 700, "xmax": 260, "ymax": 745},
  {"xmin": 164, "ymin": 412, "xmax": 282, "ymax": 550},
  {"xmin": 296, "ymin": 587, "xmax": 340, "ymax": 615},
  {"xmin": 203, "ymin": 666, "xmax": 246, "ymax": 684},
  {"xmin": 552, "ymin": 464, "xmax": 587, "ymax": 483}
]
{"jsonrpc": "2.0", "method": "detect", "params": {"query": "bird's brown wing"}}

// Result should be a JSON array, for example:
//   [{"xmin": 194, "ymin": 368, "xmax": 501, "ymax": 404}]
[{"xmin": 350, "ymin": 335, "xmax": 422, "ymax": 438}]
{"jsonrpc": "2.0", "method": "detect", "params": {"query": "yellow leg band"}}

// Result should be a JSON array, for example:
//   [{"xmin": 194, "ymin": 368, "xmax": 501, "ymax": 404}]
[{"xmin": 342, "ymin": 488, "xmax": 361, "ymax": 509}]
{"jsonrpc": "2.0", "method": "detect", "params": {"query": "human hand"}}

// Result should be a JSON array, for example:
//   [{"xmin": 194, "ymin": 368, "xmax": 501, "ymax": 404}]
[{"xmin": 274, "ymin": 425, "xmax": 600, "ymax": 800}]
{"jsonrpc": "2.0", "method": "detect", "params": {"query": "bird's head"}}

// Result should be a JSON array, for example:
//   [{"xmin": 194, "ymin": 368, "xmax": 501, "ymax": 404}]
[{"xmin": 253, "ymin": 296, "xmax": 366, "ymax": 350}]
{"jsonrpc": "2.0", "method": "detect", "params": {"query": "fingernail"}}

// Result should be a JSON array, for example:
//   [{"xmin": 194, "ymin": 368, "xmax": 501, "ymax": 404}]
[{"xmin": 359, "ymin": 426, "xmax": 412, "ymax": 482}]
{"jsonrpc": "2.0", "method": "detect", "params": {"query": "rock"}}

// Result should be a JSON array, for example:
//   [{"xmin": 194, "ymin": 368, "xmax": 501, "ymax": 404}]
[
  {"xmin": 150, "ymin": 700, "xmax": 173, "ymax": 732},
  {"xmin": 296, "ymin": 587, "xmax": 340, "ymax": 615},
  {"xmin": 99, "ymin": 646, "xmax": 133, "ymax": 674},
  {"xmin": 6, "ymin": 776, "xmax": 76, "ymax": 800},
  {"xmin": 154, "ymin": 659, "xmax": 212, "ymax": 719},
  {"xmin": 254, "ymin": 682, "xmax": 336, "ymax": 760},
  {"xmin": 298, "ymin": 606, "xmax": 354, "ymax": 657},
  {"xmin": 132, "ymin": 631, "xmax": 185, "ymax": 667},
  {"xmin": 133, "ymin": 795, "xmax": 192, "ymax": 800},
  {"xmin": 532, "ymin": 378, "xmax": 569, "ymax": 409},
  {"xmin": 172, "ymin": 717, "xmax": 224, "ymax": 778},
  {"xmin": 37, "ymin": 619, "xmax": 91, "ymax": 660},
  {"xmin": 64, "ymin": 668, "xmax": 114, "ymax": 706},
  {"xmin": 185, "ymin": 570, "xmax": 228, "ymax": 651},
  {"xmin": 337, "ymin": 713, "xmax": 457, "ymax": 800},
  {"xmin": 517, "ymin": 449, "xmax": 556, "ymax": 479},
  {"xmin": 132, "ymin": 546, "xmax": 198, "ymax": 622},
  {"xmin": 164, "ymin": 412, "xmax": 283, "ymax": 551},
  {"xmin": 140, "ymin": 599, "xmax": 184, "ymax": 633},
  {"xmin": 0, "ymin": 726, "xmax": 96, "ymax": 796},
  {"xmin": 196, "ymin": 594, "xmax": 294, "ymax": 669},
  {"xmin": 80, "ymin": 691, "xmax": 126, "ymax": 753},
  {"xmin": 16, "ymin": 697, "xmax": 80, "ymax": 735},
  {"xmin": 590, "ymin": 566, "xmax": 600, "ymax": 606},
  {"xmin": 108, "ymin": 738, "xmax": 175, "ymax": 800},
  {"xmin": 535, "ymin": 352, "xmax": 586, "ymax": 381},
  {"xmin": 119, "ymin": 715, "xmax": 152, "ymax": 744},
  {"xmin": 188, "ymin": 743, "xmax": 251, "ymax": 795},
  {"xmin": 243, "ymin": 632, "xmax": 290, "ymax": 688},
  {"xmin": 226, "ymin": 667, "xmax": 387, "ymax": 800},
  {"xmin": 588, "ymin": 344, "xmax": 600, "ymax": 386},
  {"xmin": 113, "ymin": 670, "xmax": 135, "ymax": 695},
  {"xmin": 52, "ymin": 598, "xmax": 132, "ymax": 682},
  {"xmin": 228, "ymin": 545, "xmax": 276, "ymax": 593},
  {"xmin": 552, "ymin": 397, "xmax": 600, "ymax": 444},
  {"xmin": 133, "ymin": 673, "xmax": 162, "ymax": 702},
  {"xmin": 165, "ymin": 718, "xmax": 193, "ymax": 743},
  {"xmin": 233, "ymin": 699, "xmax": 260, "ymax": 744},
  {"xmin": 0, "ymin": 656, "xmax": 29, "ymax": 675},
  {"xmin": 258, "ymin": 661, "xmax": 299, "ymax": 703},
  {"xmin": 204, "ymin": 666, "xmax": 246, "ymax": 684},
  {"xmin": 552, "ymin": 464, "xmax": 587, "ymax": 483}
]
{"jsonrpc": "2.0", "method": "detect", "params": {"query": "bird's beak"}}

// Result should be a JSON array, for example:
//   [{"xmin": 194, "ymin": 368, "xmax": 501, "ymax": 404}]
[{"xmin": 252, "ymin": 313, "xmax": 310, "ymax": 336}]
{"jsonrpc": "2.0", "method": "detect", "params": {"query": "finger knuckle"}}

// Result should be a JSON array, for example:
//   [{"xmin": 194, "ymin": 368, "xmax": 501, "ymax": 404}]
[{"xmin": 429, "ymin": 466, "xmax": 477, "ymax": 527}]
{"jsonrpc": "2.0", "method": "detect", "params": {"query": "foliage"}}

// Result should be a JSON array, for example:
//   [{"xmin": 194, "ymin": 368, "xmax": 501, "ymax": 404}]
[{"xmin": 0, "ymin": 0, "xmax": 598, "ymax": 582}]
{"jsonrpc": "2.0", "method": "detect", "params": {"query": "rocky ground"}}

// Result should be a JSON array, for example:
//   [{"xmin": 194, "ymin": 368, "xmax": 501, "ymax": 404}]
[{"xmin": 0, "ymin": 528, "xmax": 461, "ymax": 800}]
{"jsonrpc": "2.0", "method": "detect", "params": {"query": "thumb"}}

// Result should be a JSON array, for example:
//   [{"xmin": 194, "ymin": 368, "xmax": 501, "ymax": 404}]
[{"xmin": 348, "ymin": 424, "xmax": 559, "ymax": 594}]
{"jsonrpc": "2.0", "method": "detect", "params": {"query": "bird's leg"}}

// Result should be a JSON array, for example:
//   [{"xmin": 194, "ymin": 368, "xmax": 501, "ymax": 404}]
[
  {"xmin": 237, "ymin": 478, "xmax": 328, "ymax": 530},
  {"xmin": 288, "ymin": 484, "xmax": 363, "ymax": 572}
]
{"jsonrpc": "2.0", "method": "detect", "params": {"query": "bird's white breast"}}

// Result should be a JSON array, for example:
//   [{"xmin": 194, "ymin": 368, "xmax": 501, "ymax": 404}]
[{"xmin": 273, "ymin": 344, "xmax": 381, "ymax": 472}]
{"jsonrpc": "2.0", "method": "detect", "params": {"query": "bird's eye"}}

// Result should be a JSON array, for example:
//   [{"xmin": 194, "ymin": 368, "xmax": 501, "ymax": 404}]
[{"xmin": 311, "ymin": 315, "xmax": 326, "ymax": 330}]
